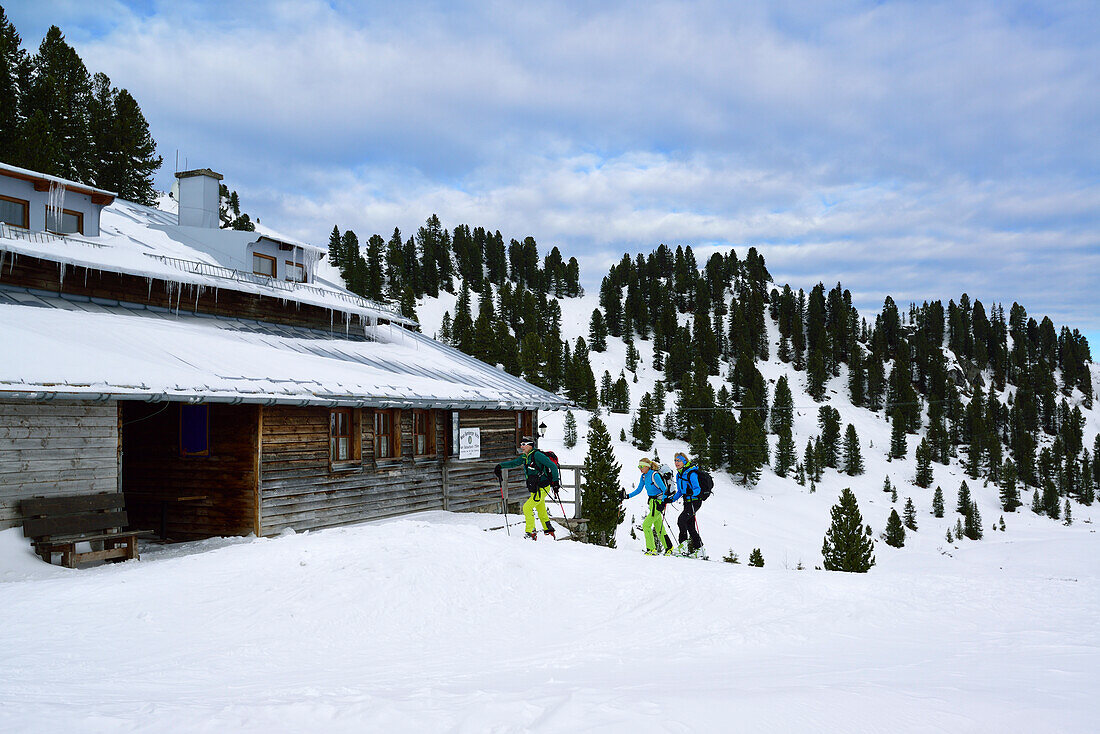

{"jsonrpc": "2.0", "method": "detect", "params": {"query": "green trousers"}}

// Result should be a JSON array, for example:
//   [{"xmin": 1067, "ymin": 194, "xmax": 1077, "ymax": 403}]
[
  {"xmin": 523, "ymin": 487, "xmax": 550, "ymax": 533},
  {"xmin": 642, "ymin": 498, "xmax": 666, "ymax": 552}
]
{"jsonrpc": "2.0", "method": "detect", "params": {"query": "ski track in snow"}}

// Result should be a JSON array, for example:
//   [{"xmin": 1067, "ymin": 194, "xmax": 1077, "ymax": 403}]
[{"xmin": 1, "ymin": 512, "xmax": 1098, "ymax": 733}]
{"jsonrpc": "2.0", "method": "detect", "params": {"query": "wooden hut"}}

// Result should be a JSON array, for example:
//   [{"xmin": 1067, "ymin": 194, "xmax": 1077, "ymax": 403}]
[{"xmin": 0, "ymin": 164, "xmax": 569, "ymax": 539}]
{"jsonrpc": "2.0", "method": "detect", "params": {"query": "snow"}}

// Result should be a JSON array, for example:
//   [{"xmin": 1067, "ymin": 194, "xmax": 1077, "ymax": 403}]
[
  {"xmin": 0, "ymin": 196, "xmax": 409, "ymax": 327},
  {"xmin": 3, "ymin": 259, "xmax": 1098, "ymax": 730},
  {"xmin": 0, "ymin": 298, "xmax": 567, "ymax": 409},
  {"xmin": 2, "ymin": 512, "xmax": 1098, "ymax": 732}
]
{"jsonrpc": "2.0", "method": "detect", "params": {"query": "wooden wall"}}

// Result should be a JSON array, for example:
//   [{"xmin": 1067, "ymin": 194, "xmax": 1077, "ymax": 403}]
[
  {"xmin": 444, "ymin": 410, "xmax": 532, "ymax": 513},
  {"xmin": 1, "ymin": 253, "xmax": 390, "ymax": 333},
  {"xmin": 120, "ymin": 402, "xmax": 258, "ymax": 540},
  {"xmin": 259, "ymin": 407, "xmax": 534, "ymax": 534},
  {"xmin": 0, "ymin": 400, "xmax": 118, "ymax": 530}
]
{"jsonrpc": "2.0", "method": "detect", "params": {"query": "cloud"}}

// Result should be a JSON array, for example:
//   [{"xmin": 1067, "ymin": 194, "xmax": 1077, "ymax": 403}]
[{"xmin": 5, "ymin": 0, "xmax": 1099, "ymax": 335}]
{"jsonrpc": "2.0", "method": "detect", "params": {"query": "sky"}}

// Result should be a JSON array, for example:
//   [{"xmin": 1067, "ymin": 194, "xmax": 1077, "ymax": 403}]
[{"xmin": 7, "ymin": 0, "xmax": 1100, "ymax": 344}]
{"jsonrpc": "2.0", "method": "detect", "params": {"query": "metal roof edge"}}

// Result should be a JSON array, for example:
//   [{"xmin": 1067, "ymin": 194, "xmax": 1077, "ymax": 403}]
[{"xmin": 0, "ymin": 388, "xmax": 569, "ymax": 411}]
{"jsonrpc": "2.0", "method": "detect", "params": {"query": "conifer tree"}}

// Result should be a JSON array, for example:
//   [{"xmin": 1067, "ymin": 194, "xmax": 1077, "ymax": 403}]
[
  {"xmin": 903, "ymin": 497, "xmax": 918, "ymax": 530},
  {"xmin": 451, "ymin": 282, "xmax": 474, "ymax": 353},
  {"xmin": 1064, "ymin": 499, "xmax": 1072, "ymax": 526},
  {"xmin": 1000, "ymin": 460, "xmax": 1021, "ymax": 512},
  {"xmin": 883, "ymin": 475, "xmax": 892, "ymax": 494},
  {"xmin": 818, "ymin": 406, "xmax": 841, "ymax": 468},
  {"xmin": 889, "ymin": 410, "xmax": 907, "ymax": 459},
  {"xmin": 327, "ymin": 225, "xmax": 342, "ymax": 270},
  {"xmin": 438, "ymin": 311, "xmax": 453, "ymax": 344},
  {"xmin": 884, "ymin": 509, "xmax": 906, "ymax": 548},
  {"xmin": 563, "ymin": 410, "xmax": 577, "ymax": 449},
  {"xmin": 0, "ymin": 9, "xmax": 31, "ymax": 166},
  {"xmin": 589, "ymin": 309, "xmax": 608, "ymax": 352},
  {"xmin": 956, "ymin": 481, "xmax": 972, "ymax": 516},
  {"xmin": 580, "ymin": 415, "xmax": 624, "ymax": 548},
  {"xmin": 96, "ymin": 87, "xmax": 161, "ymax": 203},
  {"xmin": 398, "ymin": 286, "xmax": 418, "ymax": 326},
  {"xmin": 748, "ymin": 548, "xmax": 765, "ymax": 567},
  {"xmin": 964, "ymin": 500, "xmax": 983, "ymax": 540},
  {"xmin": 689, "ymin": 425, "xmax": 710, "ymax": 471},
  {"xmin": 933, "ymin": 486, "xmax": 945, "ymax": 517},
  {"xmin": 842, "ymin": 424, "xmax": 864, "ymax": 476},
  {"xmin": 945, "ymin": 527, "xmax": 954, "ymax": 543},
  {"xmin": 25, "ymin": 26, "xmax": 92, "ymax": 182},
  {"xmin": 774, "ymin": 426, "xmax": 797, "ymax": 478},
  {"xmin": 914, "ymin": 438, "xmax": 934, "ymax": 487},
  {"xmin": 770, "ymin": 375, "xmax": 794, "ymax": 435},
  {"xmin": 821, "ymin": 488, "xmax": 876, "ymax": 572},
  {"xmin": 737, "ymin": 411, "xmax": 766, "ymax": 484}
]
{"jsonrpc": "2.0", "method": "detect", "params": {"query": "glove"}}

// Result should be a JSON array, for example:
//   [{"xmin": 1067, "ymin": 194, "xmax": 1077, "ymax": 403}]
[
  {"xmin": 493, "ymin": 464, "xmax": 502, "ymax": 480},
  {"xmin": 551, "ymin": 480, "xmax": 561, "ymax": 497},
  {"xmin": 620, "ymin": 489, "xmax": 627, "ymax": 501}
]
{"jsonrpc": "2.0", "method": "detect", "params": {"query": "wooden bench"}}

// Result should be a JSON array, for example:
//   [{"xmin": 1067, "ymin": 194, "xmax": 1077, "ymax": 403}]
[{"xmin": 22, "ymin": 493, "xmax": 153, "ymax": 568}]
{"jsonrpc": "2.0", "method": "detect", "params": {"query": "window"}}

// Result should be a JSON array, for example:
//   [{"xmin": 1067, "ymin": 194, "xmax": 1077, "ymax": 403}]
[
  {"xmin": 46, "ymin": 208, "xmax": 83, "ymax": 235},
  {"xmin": 252, "ymin": 252, "xmax": 276, "ymax": 277},
  {"xmin": 374, "ymin": 409, "xmax": 400, "ymax": 460},
  {"xmin": 329, "ymin": 408, "xmax": 360, "ymax": 464},
  {"xmin": 285, "ymin": 261, "xmax": 306, "ymax": 283},
  {"xmin": 413, "ymin": 410, "xmax": 435, "ymax": 457},
  {"xmin": 449, "ymin": 411, "xmax": 460, "ymax": 457},
  {"xmin": 0, "ymin": 195, "xmax": 29, "ymax": 229},
  {"xmin": 180, "ymin": 404, "xmax": 210, "ymax": 457},
  {"xmin": 516, "ymin": 411, "xmax": 533, "ymax": 448}
]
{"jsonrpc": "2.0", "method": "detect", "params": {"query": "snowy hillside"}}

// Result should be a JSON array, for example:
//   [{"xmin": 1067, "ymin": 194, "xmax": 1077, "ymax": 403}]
[
  {"xmin": 415, "ymin": 281, "xmax": 1100, "ymax": 569},
  {"xmin": 2, "ymin": 513, "xmax": 1098, "ymax": 732}
]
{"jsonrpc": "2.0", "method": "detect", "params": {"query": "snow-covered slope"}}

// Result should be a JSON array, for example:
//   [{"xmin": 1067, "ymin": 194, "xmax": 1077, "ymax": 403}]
[
  {"xmin": 2, "ymin": 514, "xmax": 1098, "ymax": 732},
  {"xmin": 419, "ymin": 280, "xmax": 1100, "ymax": 569}
]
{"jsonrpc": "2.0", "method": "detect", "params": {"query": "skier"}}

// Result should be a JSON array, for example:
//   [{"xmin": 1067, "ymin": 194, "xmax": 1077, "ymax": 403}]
[
  {"xmin": 622, "ymin": 458, "xmax": 671, "ymax": 555},
  {"xmin": 668, "ymin": 452, "xmax": 704, "ymax": 556},
  {"xmin": 494, "ymin": 437, "xmax": 561, "ymax": 540}
]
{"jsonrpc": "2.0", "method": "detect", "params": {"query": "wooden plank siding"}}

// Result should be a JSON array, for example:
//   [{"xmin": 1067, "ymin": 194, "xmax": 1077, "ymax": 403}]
[
  {"xmin": 0, "ymin": 400, "xmax": 119, "ymax": 530},
  {"xmin": 258, "ymin": 407, "xmax": 535, "ymax": 535},
  {"xmin": 443, "ymin": 410, "xmax": 532, "ymax": 513},
  {"xmin": 120, "ymin": 402, "xmax": 258, "ymax": 540},
  {"xmin": 0, "ymin": 252, "xmax": 393, "ymax": 333}
]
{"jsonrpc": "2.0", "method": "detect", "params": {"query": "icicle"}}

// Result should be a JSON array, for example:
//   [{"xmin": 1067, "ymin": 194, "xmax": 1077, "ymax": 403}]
[
  {"xmin": 58, "ymin": 262, "xmax": 66, "ymax": 286},
  {"xmin": 46, "ymin": 180, "xmax": 65, "ymax": 233},
  {"xmin": 147, "ymin": 277, "xmax": 154, "ymax": 299}
]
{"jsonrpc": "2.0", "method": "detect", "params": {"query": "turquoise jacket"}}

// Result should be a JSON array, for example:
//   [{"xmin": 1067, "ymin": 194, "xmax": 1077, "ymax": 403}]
[
  {"xmin": 626, "ymin": 469, "xmax": 668, "ymax": 500},
  {"xmin": 669, "ymin": 463, "xmax": 703, "ymax": 503}
]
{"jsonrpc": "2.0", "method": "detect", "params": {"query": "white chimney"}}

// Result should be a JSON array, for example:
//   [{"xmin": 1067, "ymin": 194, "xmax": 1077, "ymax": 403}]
[{"xmin": 174, "ymin": 168, "xmax": 223, "ymax": 228}]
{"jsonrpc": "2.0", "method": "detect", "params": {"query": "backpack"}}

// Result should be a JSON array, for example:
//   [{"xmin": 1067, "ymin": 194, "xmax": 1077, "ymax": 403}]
[
  {"xmin": 659, "ymin": 464, "xmax": 675, "ymax": 500},
  {"xmin": 685, "ymin": 466, "xmax": 714, "ymax": 501},
  {"xmin": 529, "ymin": 449, "xmax": 559, "ymax": 488}
]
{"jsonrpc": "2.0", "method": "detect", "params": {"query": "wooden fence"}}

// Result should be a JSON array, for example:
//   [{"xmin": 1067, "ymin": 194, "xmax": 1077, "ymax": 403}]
[{"xmin": 442, "ymin": 461, "xmax": 585, "ymax": 519}]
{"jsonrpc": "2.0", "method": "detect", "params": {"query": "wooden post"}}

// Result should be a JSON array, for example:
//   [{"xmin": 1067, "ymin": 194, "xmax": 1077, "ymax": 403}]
[
  {"xmin": 442, "ymin": 461, "xmax": 450, "ymax": 511},
  {"xmin": 254, "ymin": 405, "xmax": 263, "ymax": 537}
]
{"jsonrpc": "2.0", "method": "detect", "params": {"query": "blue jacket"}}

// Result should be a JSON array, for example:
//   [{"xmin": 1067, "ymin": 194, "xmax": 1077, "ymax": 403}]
[
  {"xmin": 668, "ymin": 464, "xmax": 703, "ymax": 503},
  {"xmin": 626, "ymin": 469, "xmax": 668, "ymax": 500}
]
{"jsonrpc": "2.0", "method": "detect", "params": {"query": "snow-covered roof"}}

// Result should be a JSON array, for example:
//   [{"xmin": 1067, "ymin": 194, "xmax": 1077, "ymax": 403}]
[
  {"xmin": 0, "ymin": 161, "xmax": 116, "ymax": 201},
  {"xmin": 0, "ymin": 284, "xmax": 571, "ymax": 410},
  {"xmin": 0, "ymin": 196, "xmax": 410, "ymax": 326}
]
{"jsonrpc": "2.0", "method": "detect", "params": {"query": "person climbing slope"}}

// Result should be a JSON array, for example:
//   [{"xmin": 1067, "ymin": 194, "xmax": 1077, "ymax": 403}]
[
  {"xmin": 622, "ymin": 458, "xmax": 671, "ymax": 555},
  {"xmin": 494, "ymin": 437, "xmax": 560, "ymax": 539},
  {"xmin": 668, "ymin": 452, "xmax": 705, "ymax": 557}
]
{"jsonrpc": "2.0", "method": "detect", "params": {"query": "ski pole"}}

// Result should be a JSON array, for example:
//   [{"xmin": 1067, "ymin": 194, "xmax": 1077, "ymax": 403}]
[{"xmin": 497, "ymin": 475, "xmax": 511, "ymax": 536}]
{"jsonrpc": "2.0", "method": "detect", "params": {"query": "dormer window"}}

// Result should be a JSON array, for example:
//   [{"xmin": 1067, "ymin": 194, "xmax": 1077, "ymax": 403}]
[
  {"xmin": 46, "ymin": 209, "xmax": 83, "ymax": 235},
  {"xmin": 0, "ymin": 195, "xmax": 29, "ymax": 229},
  {"xmin": 252, "ymin": 252, "xmax": 276, "ymax": 277},
  {"xmin": 285, "ymin": 261, "xmax": 306, "ymax": 283}
]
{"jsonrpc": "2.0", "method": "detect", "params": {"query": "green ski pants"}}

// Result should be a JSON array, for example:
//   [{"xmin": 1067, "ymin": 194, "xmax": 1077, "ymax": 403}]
[
  {"xmin": 643, "ymin": 498, "xmax": 666, "ymax": 552},
  {"xmin": 524, "ymin": 486, "xmax": 550, "ymax": 533}
]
